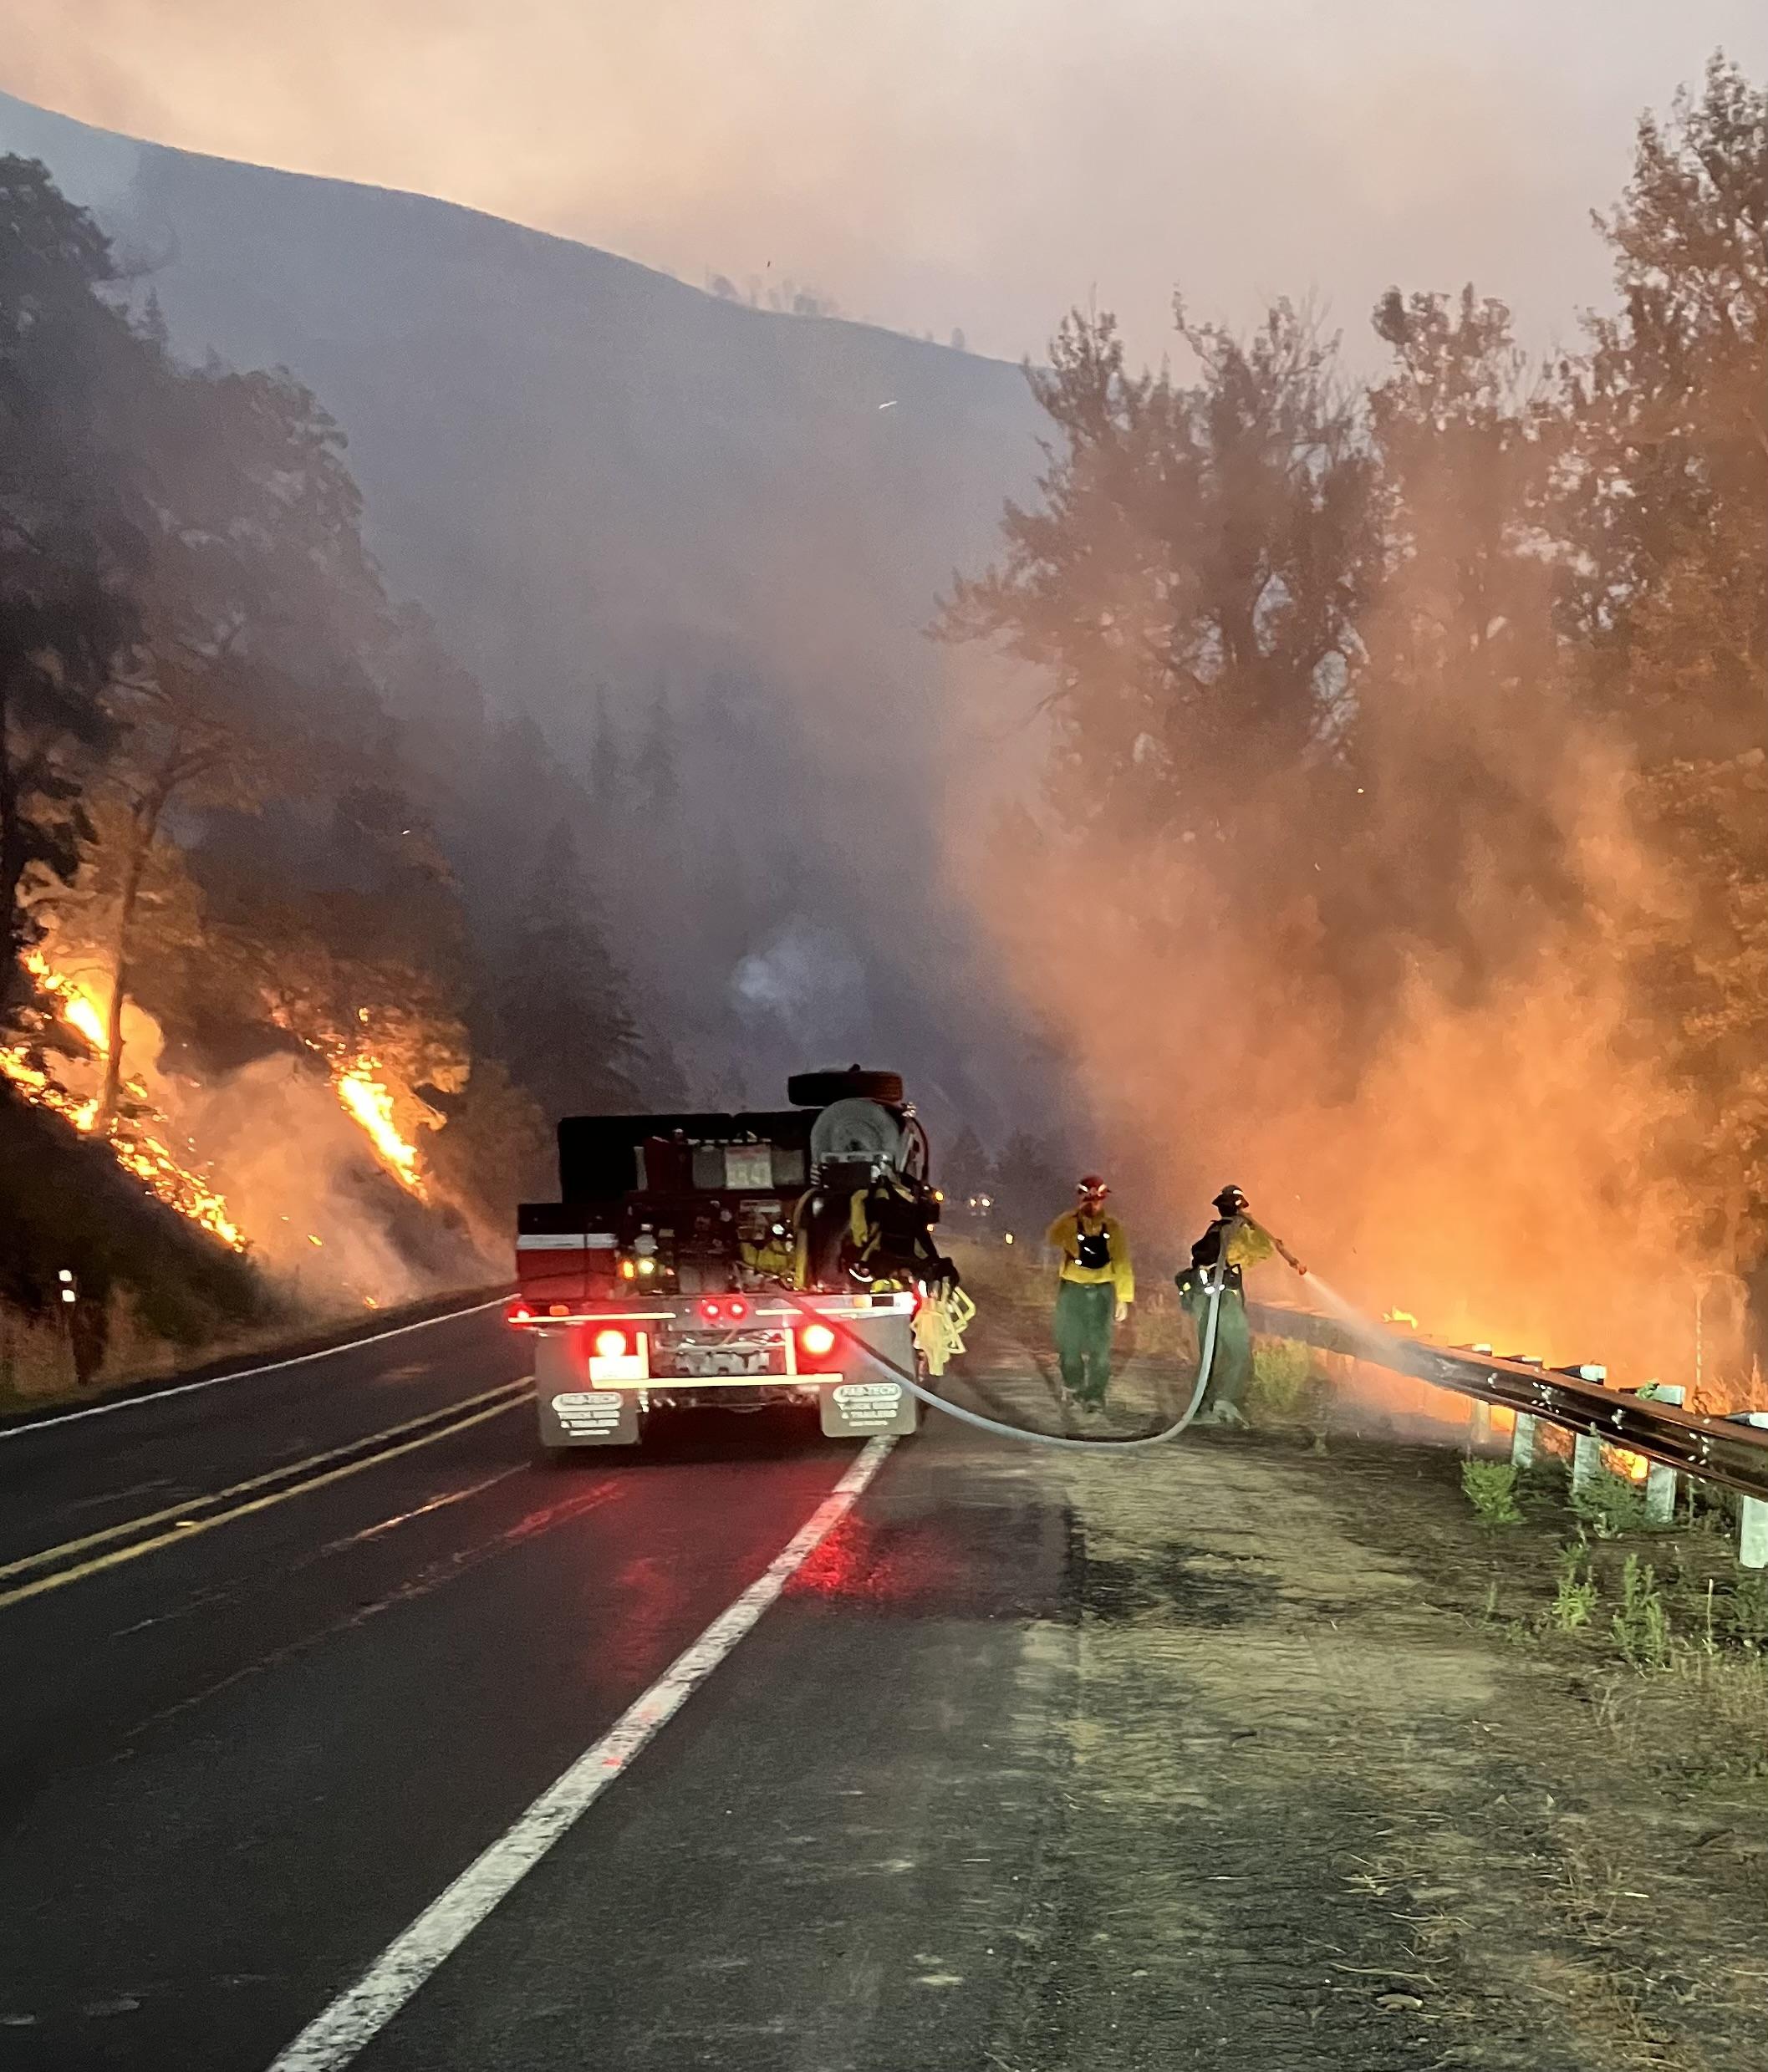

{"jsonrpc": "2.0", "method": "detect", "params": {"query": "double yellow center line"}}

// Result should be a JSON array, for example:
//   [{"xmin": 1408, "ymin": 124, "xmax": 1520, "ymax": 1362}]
[{"xmin": 0, "ymin": 1377, "xmax": 532, "ymax": 1611}]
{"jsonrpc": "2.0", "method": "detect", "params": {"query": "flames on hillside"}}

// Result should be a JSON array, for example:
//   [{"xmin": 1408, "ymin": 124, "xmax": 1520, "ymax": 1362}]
[
  {"xmin": 1, "ymin": 948, "xmax": 246, "ymax": 1249},
  {"xmin": 1, "ymin": 937, "xmax": 446, "ymax": 1294}
]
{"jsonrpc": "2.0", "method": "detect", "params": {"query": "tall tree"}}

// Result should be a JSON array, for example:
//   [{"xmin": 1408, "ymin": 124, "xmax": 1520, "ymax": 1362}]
[
  {"xmin": 1558, "ymin": 54, "xmax": 1767, "ymax": 761},
  {"xmin": 0, "ymin": 157, "xmax": 138, "ymax": 1015},
  {"xmin": 633, "ymin": 682, "xmax": 680, "ymax": 816},
  {"xmin": 993, "ymin": 1131, "xmax": 1066, "ymax": 1235},
  {"xmin": 1337, "ymin": 285, "xmax": 1578, "ymax": 1004},
  {"xmin": 1560, "ymin": 59, "xmax": 1768, "ymax": 1272},
  {"xmin": 590, "ymin": 684, "xmax": 625, "ymax": 818},
  {"xmin": 492, "ymin": 819, "xmax": 642, "ymax": 1119},
  {"xmin": 90, "ymin": 360, "xmax": 395, "ymax": 1119},
  {"xmin": 941, "ymin": 1123, "xmax": 996, "ymax": 1203},
  {"xmin": 941, "ymin": 300, "xmax": 1378, "ymax": 844}
]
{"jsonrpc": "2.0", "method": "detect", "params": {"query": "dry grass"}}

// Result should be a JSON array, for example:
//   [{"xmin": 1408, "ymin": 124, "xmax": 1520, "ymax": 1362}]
[{"xmin": 1597, "ymin": 1650, "xmax": 1768, "ymax": 1781}]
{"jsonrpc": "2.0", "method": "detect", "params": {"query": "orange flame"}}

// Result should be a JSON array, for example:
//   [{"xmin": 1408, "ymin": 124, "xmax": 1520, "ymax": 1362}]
[
  {"xmin": 23, "ymin": 948, "xmax": 109, "ymax": 1055},
  {"xmin": 3, "ymin": 946, "xmax": 244, "ymax": 1249},
  {"xmin": 334, "ymin": 1065, "xmax": 425, "ymax": 1195}
]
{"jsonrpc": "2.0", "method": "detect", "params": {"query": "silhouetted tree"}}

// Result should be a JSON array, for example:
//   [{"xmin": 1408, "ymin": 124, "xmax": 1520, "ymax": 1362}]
[
  {"xmin": 492, "ymin": 820, "xmax": 642, "ymax": 1117},
  {"xmin": 994, "ymin": 1131, "xmax": 1065, "ymax": 1234},
  {"xmin": 941, "ymin": 1123, "xmax": 996, "ymax": 1202},
  {"xmin": 633, "ymin": 684, "xmax": 680, "ymax": 815},
  {"xmin": 0, "ymin": 156, "xmax": 137, "ymax": 1015}
]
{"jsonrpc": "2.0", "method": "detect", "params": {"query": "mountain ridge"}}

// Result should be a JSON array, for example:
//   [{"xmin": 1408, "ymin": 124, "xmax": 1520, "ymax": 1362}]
[{"xmin": 0, "ymin": 87, "xmax": 1047, "ymax": 1130}]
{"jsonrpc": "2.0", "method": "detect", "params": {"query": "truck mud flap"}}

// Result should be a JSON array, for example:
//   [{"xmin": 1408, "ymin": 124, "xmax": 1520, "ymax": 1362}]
[
  {"xmin": 820, "ymin": 1378, "xmax": 918, "ymax": 1438},
  {"xmin": 540, "ymin": 1388, "xmax": 640, "ymax": 1448}
]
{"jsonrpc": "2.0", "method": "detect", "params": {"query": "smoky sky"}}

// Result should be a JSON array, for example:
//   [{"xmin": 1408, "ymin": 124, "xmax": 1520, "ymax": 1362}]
[{"xmin": 3, "ymin": 1, "xmax": 1764, "ymax": 364}]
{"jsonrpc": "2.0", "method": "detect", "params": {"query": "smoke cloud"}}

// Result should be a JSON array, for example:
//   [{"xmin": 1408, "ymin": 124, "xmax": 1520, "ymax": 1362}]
[
  {"xmin": 3, "ymin": 2, "xmax": 1764, "ymax": 362},
  {"xmin": 950, "ymin": 741, "xmax": 1714, "ymax": 1383}
]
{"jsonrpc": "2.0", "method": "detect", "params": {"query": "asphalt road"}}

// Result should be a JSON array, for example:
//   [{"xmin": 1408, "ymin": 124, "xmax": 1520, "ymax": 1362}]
[{"xmin": 0, "ymin": 1306, "xmax": 1074, "ymax": 2071}]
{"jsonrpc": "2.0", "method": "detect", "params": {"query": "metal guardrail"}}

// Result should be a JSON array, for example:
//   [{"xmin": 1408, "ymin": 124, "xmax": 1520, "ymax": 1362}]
[{"xmin": 1247, "ymin": 1300, "xmax": 1768, "ymax": 1504}]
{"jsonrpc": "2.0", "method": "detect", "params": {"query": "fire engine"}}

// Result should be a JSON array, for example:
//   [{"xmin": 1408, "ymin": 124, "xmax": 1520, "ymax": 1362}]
[{"xmin": 507, "ymin": 1068, "xmax": 944, "ymax": 1450}]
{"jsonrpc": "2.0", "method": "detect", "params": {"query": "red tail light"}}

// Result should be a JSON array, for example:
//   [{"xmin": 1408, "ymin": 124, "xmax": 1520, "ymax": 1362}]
[
  {"xmin": 700, "ymin": 1298, "xmax": 724, "ymax": 1323},
  {"xmin": 699, "ymin": 1296, "xmax": 749, "ymax": 1324},
  {"xmin": 506, "ymin": 1298, "xmax": 534, "ymax": 1326},
  {"xmin": 593, "ymin": 1327, "xmax": 629, "ymax": 1361},
  {"xmin": 726, "ymin": 1297, "xmax": 749, "ymax": 1322},
  {"xmin": 799, "ymin": 1321, "xmax": 837, "ymax": 1358}
]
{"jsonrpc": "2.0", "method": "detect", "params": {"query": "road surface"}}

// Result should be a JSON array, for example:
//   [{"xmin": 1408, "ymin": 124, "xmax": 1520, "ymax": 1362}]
[
  {"xmin": 8, "ymin": 1305, "xmax": 1766, "ymax": 2071},
  {"xmin": 0, "ymin": 1306, "xmax": 1070, "ymax": 2071}
]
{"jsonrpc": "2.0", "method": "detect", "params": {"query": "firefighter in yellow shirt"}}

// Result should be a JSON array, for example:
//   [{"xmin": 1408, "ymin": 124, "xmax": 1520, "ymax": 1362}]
[{"xmin": 1046, "ymin": 1174, "xmax": 1134, "ymax": 1412}]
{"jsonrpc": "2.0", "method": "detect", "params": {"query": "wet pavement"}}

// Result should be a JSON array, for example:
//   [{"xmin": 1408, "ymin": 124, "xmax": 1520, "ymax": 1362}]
[{"xmin": 4, "ymin": 1317, "xmax": 1765, "ymax": 2069}]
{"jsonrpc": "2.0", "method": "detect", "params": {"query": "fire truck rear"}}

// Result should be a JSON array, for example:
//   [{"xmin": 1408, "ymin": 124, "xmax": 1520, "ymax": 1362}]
[{"xmin": 507, "ymin": 1069, "xmax": 932, "ymax": 1450}]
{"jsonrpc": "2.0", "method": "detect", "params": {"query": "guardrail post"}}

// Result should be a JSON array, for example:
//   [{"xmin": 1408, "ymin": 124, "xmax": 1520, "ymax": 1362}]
[
  {"xmin": 1511, "ymin": 1413, "xmax": 1537, "ymax": 1469},
  {"xmin": 1633, "ymin": 1383, "xmax": 1684, "ymax": 1525},
  {"xmin": 1571, "ymin": 1433, "xmax": 1604, "ymax": 1495},
  {"xmin": 1738, "ymin": 1413, "xmax": 1768, "ymax": 1570}
]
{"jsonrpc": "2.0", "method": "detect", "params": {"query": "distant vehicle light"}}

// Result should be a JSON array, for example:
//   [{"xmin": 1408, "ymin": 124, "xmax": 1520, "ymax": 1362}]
[
  {"xmin": 594, "ymin": 1328, "xmax": 629, "ymax": 1360},
  {"xmin": 637, "ymin": 1257, "xmax": 657, "ymax": 1277},
  {"xmin": 799, "ymin": 1321, "xmax": 837, "ymax": 1358}
]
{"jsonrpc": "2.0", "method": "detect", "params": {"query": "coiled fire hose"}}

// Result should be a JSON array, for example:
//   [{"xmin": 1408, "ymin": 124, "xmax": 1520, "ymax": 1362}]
[{"xmin": 777, "ymin": 1217, "xmax": 1290, "ymax": 1452}]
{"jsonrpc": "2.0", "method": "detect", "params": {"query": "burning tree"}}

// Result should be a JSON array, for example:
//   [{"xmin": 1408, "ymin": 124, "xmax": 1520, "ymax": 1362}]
[
  {"xmin": 940, "ymin": 54, "xmax": 1768, "ymax": 1387},
  {"xmin": 0, "ymin": 158, "xmax": 135, "ymax": 1019},
  {"xmin": 0, "ymin": 159, "xmax": 529, "ymax": 1311}
]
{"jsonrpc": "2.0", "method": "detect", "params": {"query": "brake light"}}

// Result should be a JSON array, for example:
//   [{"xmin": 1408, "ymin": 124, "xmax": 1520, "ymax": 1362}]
[
  {"xmin": 594, "ymin": 1327, "xmax": 629, "ymax": 1361},
  {"xmin": 700, "ymin": 1297, "xmax": 723, "ymax": 1322},
  {"xmin": 506, "ymin": 1298, "xmax": 534, "ymax": 1325},
  {"xmin": 799, "ymin": 1321, "xmax": 837, "ymax": 1358},
  {"xmin": 726, "ymin": 1297, "xmax": 749, "ymax": 1322}
]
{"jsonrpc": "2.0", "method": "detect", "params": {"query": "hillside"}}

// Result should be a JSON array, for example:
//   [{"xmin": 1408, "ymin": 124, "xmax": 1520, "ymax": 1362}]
[{"xmin": 0, "ymin": 89, "xmax": 1046, "ymax": 1127}]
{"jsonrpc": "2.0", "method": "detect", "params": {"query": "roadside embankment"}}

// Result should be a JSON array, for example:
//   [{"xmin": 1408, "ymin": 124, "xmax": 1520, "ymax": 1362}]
[{"xmin": 933, "ymin": 1331, "xmax": 1768, "ymax": 2069}]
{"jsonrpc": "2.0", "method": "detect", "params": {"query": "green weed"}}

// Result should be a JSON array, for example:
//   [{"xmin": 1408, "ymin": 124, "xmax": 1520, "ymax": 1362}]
[
  {"xmin": 1550, "ymin": 1540, "xmax": 1599, "ymax": 1632},
  {"xmin": 1248, "ymin": 1337, "xmax": 1312, "ymax": 1421},
  {"xmin": 1461, "ymin": 1459, "xmax": 1523, "ymax": 1527},
  {"xmin": 1611, "ymin": 1555, "xmax": 1673, "ymax": 1670},
  {"xmin": 1572, "ymin": 1469, "xmax": 1652, "ymax": 1540},
  {"xmin": 1715, "ymin": 1572, "xmax": 1768, "ymax": 1654}
]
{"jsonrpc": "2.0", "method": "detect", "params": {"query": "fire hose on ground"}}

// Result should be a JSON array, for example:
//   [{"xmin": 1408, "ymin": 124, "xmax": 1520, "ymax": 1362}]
[
  {"xmin": 780, "ymin": 1214, "xmax": 1297, "ymax": 1452},
  {"xmin": 778, "ymin": 1221, "xmax": 1768, "ymax": 1500}
]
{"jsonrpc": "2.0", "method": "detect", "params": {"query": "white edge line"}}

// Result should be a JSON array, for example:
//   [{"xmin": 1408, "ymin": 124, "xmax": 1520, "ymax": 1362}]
[
  {"xmin": 1, "ymin": 1299, "xmax": 507, "ymax": 1442},
  {"xmin": 265, "ymin": 1433, "xmax": 895, "ymax": 2072}
]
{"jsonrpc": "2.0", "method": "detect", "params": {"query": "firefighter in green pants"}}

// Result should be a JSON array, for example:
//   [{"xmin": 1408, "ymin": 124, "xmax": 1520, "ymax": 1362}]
[
  {"xmin": 1176, "ymin": 1184, "xmax": 1273, "ymax": 1426},
  {"xmin": 1046, "ymin": 1175, "xmax": 1134, "ymax": 1413}
]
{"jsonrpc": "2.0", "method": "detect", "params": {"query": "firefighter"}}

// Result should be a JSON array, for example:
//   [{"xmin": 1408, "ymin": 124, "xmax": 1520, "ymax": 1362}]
[
  {"xmin": 741, "ymin": 1216, "xmax": 796, "ymax": 1282},
  {"xmin": 1046, "ymin": 1175, "xmax": 1134, "ymax": 1413},
  {"xmin": 1176, "ymin": 1184, "xmax": 1274, "ymax": 1425},
  {"xmin": 849, "ymin": 1163, "xmax": 958, "ymax": 1293},
  {"xmin": 793, "ymin": 1162, "xmax": 955, "ymax": 1295}
]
